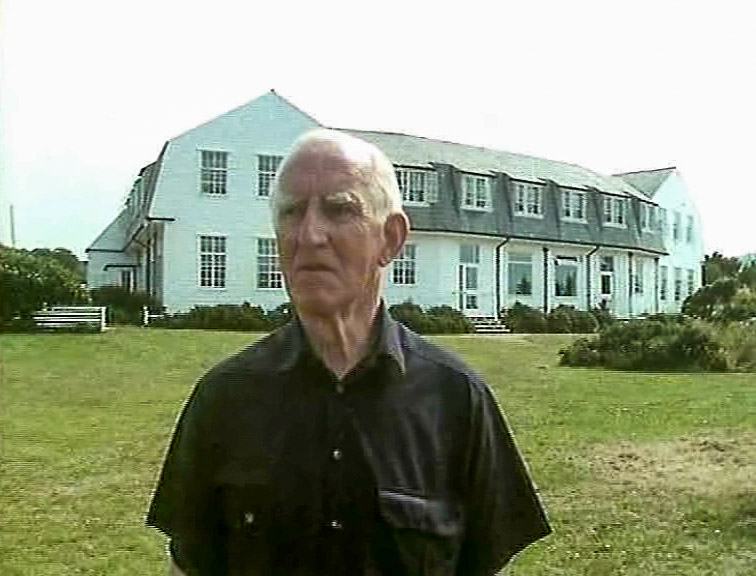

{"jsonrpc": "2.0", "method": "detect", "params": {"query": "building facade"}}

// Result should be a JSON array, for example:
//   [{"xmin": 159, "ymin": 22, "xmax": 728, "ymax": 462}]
[{"xmin": 87, "ymin": 91, "xmax": 705, "ymax": 318}]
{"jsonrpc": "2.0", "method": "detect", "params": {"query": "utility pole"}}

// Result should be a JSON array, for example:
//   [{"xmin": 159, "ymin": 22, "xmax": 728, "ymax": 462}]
[{"xmin": 10, "ymin": 204, "xmax": 16, "ymax": 247}]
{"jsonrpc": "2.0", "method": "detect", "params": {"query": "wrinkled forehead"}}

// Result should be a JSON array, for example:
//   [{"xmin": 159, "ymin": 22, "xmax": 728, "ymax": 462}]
[{"xmin": 277, "ymin": 140, "xmax": 370, "ymax": 197}]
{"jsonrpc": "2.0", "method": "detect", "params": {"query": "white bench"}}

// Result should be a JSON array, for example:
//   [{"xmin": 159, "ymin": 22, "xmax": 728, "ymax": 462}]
[
  {"xmin": 142, "ymin": 306, "xmax": 165, "ymax": 326},
  {"xmin": 33, "ymin": 306, "xmax": 107, "ymax": 332}
]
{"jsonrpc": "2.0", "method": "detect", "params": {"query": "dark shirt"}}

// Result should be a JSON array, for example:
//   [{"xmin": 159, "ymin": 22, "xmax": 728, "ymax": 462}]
[{"xmin": 147, "ymin": 306, "xmax": 550, "ymax": 575}]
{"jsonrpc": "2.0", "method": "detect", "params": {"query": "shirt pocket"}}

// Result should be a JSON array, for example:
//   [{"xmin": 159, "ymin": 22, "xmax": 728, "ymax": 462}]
[
  {"xmin": 376, "ymin": 490, "xmax": 463, "ymax": 575},
  {"xmin": 219, "ymin": 481, "xmax": 272, "ymax": 575}
]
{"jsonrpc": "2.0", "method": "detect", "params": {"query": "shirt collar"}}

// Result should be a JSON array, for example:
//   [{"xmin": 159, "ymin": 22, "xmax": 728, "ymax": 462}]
[{"xmin": 276, "ymin": 300, "xmax": 406, "ymax": 376}]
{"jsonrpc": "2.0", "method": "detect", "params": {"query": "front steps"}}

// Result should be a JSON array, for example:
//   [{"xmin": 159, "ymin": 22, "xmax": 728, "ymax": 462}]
[{"xmin": 470, "ymin": 316, "xmax": 510, "ymax": 334}]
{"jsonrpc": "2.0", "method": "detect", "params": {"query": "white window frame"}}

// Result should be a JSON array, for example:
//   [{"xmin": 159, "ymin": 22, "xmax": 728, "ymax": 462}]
[
  {"xmin": 461, "ymin": 174, "xmax": 491, "ymax": 211},
  {"xmin": 674, "ymin": 267, "xmax": 683, "ymax": 302},
  {"xmin": 395, "ymin": 168, "xmax": 438, "ymax": 205},
  {"xmin": 554, "ymin": 256, "xmax": 579, "ymax": 297},
  {"xmin": 687, "ymin": 269, "xmax": 695, "ymax": 297},
  {"xmin": 392, "ymin": 244, "xmax": 417, "ymax": 285},
  {"xmin": 256, "ymin": 238, "xmax": 283, "ymax": 289},
  {"xmin": 640, "ymin": 203, "xmax": 656, "ymax": 231},
  {"xmin": 198, "ymin": 235, "xmax": 227, "ymax": 289},
  {"xmin": 686, "ymin": 215, "xmax": 694, "ymax": 243},
  {"xmin": 257, "ymin": 154, "xmax": 283, "ymax": 198},
  {"xmin": 513, "ymin": 182, "xmax": 544, "ymax": 218},
  {"xmin": 459, "ymin": 245, "xmax": 481, "ymax": 310},
  {"xmin": 603, "ymin": 196, "xmax": 626, "ymax": 227},
  {"xmin": 562, "ymin": 189, "xmax": 586, "ymax": 221},
  {"xmin": 660, "ymin": 265, "xmax": 668, "ymax": 301},
  {"xmin": 673, "ymin": 211, "xmax": 681, "ymax": 241},
  {"xmin": 507, "ymin": 253, "xmax": 533, "ymax": 295},
  {"xmin": 633, "ymin": 261, "xmax": 644, "ymax": 294},
  {"xmin": 200, "ymin": 150, "xmax": 229, "ymax": 195}
]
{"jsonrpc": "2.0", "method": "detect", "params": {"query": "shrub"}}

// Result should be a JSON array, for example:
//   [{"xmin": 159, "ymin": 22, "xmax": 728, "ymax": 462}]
[
  {"xmin": 154, "ymin": 303, "xmax": 272, "ymax": 331},
  {"xmin": 0, "ymin": 245, "xmax": 88, "ymax": 328},
  {"xmin": 591, "ymin": 301, "xmax": 615, "ymax": 330},
  {"xmin": 389, "ymin": 301, "xmax": 429, "ymax": 333},
  {"xmin": 558, "ymin": 337, "xmax": 601, "ymax": 367},
  {"xmin": 560, "ymin": 316, "xmax": 736, "ymax": 372},
  {"xmin": 425, "ymin": 305, "xmax": 474, "ymax": 334},
  {"xmin": 502, "ymin": 302, "xmax": 547, "ymax": 333},
  {"xmin": 266, "ymin": 302, "xmax": 293, "ymax": 329},
  {"xmin": 90, "ymin": 285, "xmax": 161, "ymax": 325},
  {"xmin": 719, "ymin": 322, "xmax": 756, "ymax": 371},
  {"xmin": 389, "ymin": 301, "xmax": 473, "ymax": 334}
]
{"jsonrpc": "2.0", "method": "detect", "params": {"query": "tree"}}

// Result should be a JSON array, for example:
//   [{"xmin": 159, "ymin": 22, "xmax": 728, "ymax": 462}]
[
  {"xmin": 29, "ymin": 247, "xmax": 85, "ymax": 282},
  {"xmin": 0, "ymin": 245, "xmax": 88, "ymax": 325},
  {"xmin": 703, "ymin": 252, "xmax": 741, "ymax": 285}
]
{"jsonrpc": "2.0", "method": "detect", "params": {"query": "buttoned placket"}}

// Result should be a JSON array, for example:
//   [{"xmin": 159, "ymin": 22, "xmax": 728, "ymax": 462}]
[{"xmin": 324, "ymin": 376, "xmax": 348, "ymax": 536}]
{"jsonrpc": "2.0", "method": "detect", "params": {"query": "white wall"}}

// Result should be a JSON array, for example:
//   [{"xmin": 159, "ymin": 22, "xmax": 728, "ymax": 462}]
[
  {"xmin": 654, "ymin": 172, "xmax": 705, "ymax": 313},
  {"xmin": 155, "ymin": 93, "xmax": 320, "ymax": 312}
]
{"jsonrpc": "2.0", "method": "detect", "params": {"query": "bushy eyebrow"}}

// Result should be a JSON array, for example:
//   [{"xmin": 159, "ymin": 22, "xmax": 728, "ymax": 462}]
[{"xmin": 278, "ymin": 190, "xmax": 367, "ymax": 216}]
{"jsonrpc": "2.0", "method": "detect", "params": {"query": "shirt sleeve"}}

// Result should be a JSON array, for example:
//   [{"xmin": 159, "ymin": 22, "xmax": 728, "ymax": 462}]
[
  {"xmin": 146, "ymin": 375, "xmax": 225, "ymax": 575},
  {"xmin": 457, "ymin": 377, "xmax": 551, "ymax": 575}
]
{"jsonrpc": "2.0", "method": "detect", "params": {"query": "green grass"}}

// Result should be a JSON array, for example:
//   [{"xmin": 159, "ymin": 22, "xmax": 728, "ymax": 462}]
[{"xmin": 1, "ymin": 329, "xmax": 754, "ymax": 574}]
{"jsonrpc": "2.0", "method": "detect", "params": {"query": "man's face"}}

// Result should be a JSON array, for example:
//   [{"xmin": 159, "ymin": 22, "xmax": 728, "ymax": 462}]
[{"xmin": 276, "ymin": 144, "xmax": 387, "ymax": 317}]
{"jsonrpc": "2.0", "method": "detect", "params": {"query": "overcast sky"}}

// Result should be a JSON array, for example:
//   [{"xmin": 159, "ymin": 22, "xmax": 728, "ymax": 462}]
[{"xmin": 1, "ymin": 0, "xmax": 753, "ymax": 259}]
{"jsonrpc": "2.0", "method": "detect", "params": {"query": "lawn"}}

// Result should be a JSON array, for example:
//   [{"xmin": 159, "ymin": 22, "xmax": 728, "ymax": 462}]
[{"xmin": 1, "ymin": 328, "xmax": 753, "ymax": 575}]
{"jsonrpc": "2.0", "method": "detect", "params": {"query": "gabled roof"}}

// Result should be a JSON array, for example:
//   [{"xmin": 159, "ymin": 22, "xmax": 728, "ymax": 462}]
[
  {"xmin": 86, "ymin": 208, "xmax": 129, "ymax": 252},
  {"xmin": 613, "ymin": 167, "xmax": 676, "ymax": 198},
  {"xmin": 339, "ymin": 129, "xmax": 653, "ymax": 202}
]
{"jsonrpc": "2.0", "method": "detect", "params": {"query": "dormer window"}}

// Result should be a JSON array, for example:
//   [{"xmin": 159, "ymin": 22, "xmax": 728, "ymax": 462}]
[
  {"xmin": 513, "ymin": 182, "xmax": 543, "ymax": 217},
  {"xmin": 603, "ymin": 196, "xmax": 626, "ymax": 226},
  {"xmin": 562, "ymin": 189, "xmax": 586, "ymax": 221},
  {"xmin": 640, "ymin": 203, "xmax": 656, "ymax": 231},
  {"xmin": 461, "ymin": 175, "xmax": 490, "ymax": 210},
  {"xmin": 396, "ymin": 168, "xmax": 438, "ymax": 204}
]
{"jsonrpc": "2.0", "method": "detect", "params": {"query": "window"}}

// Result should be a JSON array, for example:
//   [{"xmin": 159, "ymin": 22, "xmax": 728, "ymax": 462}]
[
  {"xmin": 660, "ymin": 265, "xmax": 668, "ymax": 301},
  {"xmin": 201, "ymin": 150, "xmax": 228, "ymax": 195},
  {"xmin": 562, "ymin": 189, "xmax": 586, "ymax": 220},
  {"xmin": 555, "ymin": 257, "xmax": 578, "ymax": 297},
  {"xmin": 674, "ymin": 267, "xmax": 683, "ymax": 301},
  {"xmin": 460, "ymin": 244, "xmax": 480, "ymax": 264},
  {"xmin": 257, "ymin": 238, "xmax": 282, "ymax": 289},
  {"xmin": 392, "ymin": 244, "xmax": 417, "ymax": 285},
  {"xmin": 462, "ymin": 175, "xmax": 490, "ymax": 209},
  {"xmin": 686, "ymin": 215, "xmax": 694, "ymax": 243},
  {"xmin": 640, "ymin": 203, "xmax": 656, "ymax": 231},
  {"xmin": 673, "ymin": 211, "xmax": 681, "ymax": 241},
  {"xmin": 257, "ymin": 155, "xmax": 283, "ymax": 198},
  {"xmin": 658, "ymin": 207, "xmax": 668, "ymax": 235},
  {"xmin": 687, "ymin": 269, "xmax": 695, "ymax": 297},
  {"xmin": 199, "ymin": 235, "xmax": 227, "ymax": 288},
  {"xmin": 603, "ymin": 196, "xmax": 626, "ymax": 226},
  {"xmin": 396, "ymin": 168, "xmax": 438, "ymax": 204},
  {"xmin": 513, "ymin": 182, "xmax": 543, "ymax": 216},
  {"xmin": 633, "ymin": 261, "xmax": 644, "ymax": 294},
  {"xmin": 507, "ymin": 253, "xmax": 532, "ymax": 295},
  {"xmin": 120, "ymin": 270, "xmax": 133, "ymax": 291},
  {"xmin": 600, "ymin": 256, "xmax": 614, "ymax": 296},
  {"xmin": 459, "ymin": 245, "xmax": 480, "ymax": 310}
]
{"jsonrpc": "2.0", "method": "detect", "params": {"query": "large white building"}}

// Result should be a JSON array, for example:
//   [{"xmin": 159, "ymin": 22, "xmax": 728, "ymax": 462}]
[{"xmin": 87, "ymin": 91, "xmax": 705, "ymax": 319}]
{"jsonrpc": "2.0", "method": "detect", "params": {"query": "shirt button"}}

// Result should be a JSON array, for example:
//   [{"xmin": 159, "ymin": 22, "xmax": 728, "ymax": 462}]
[
  {"xmin": 330, "ymin": 519, "xmax": 343, "ymax": 530},
  {"xmin": 335, "ymin": 383, "xmax": 345, "ymax": 394},
  {"xmin": 332, "ymin": 448, "xmax": 343, "ymax": 461}
]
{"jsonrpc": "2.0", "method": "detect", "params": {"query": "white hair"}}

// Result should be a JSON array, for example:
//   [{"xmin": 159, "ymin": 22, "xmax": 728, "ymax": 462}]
[{"xmin": 271, "ymin": 129, "xmax": 404, "ymax": 224}]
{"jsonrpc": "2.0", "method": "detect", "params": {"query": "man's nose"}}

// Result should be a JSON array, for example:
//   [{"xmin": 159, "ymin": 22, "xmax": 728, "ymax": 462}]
[{"xmin": 298, "ymin": 202, "xmax": 328, "ymax": 246}]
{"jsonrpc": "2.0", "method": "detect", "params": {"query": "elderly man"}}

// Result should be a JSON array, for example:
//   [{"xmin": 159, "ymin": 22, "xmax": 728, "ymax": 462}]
[{"xmin": 147, "ymin": 129, "xmax": 550, "ymax": 575}]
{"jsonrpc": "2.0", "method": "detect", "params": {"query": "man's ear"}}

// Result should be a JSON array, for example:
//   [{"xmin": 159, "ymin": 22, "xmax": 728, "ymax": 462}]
[{"xmin": 380, "ymin": 212, "xmax": 410, "ymax": 267}]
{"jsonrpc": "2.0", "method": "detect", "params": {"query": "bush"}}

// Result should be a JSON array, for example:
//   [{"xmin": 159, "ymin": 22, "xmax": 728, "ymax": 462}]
[
  {"xmin": 502, "ymin": 302, "xmax": 547, "ymax": 333},
  {"xmin": 591, "ymin": 301, "xmax": 615, "ymax": 330},
  {"xmin": 389, "ymin": 301, "xmax": 473, "ymax": 334},
  {"xmin": 90, "ymin": 285, "xmax": 161, "ymax": 325},
  {"xmin": 0, "ymin": 245, "xmax": 88, "ymax": 328},
  {"xmin": 559, "ymin": 316, "xmax": 737, "ymax": 372},
  {"xmin": 153, "ymin": 303, "xmax": 272, "ymax": 331},
  {"xmin": 425, "ymin": 305, "xmax": 474, "ymax": 334},
  {"xmin": 266, "ymin": 302, "xmax": 293, "ymax": 329}
]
